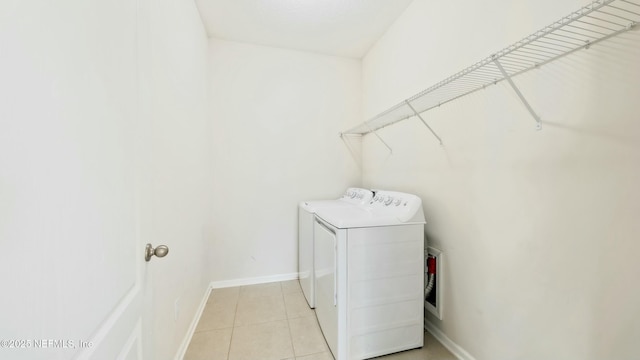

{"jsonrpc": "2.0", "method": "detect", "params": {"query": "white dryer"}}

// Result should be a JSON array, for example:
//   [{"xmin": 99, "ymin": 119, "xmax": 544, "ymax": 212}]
[
  {"xmin": 298, "ymin": 188, "xmax": 373, "ymax": 308},
  {"xmin": 313, "ymin": 190, "xmax": 426, "ymax": 360}
]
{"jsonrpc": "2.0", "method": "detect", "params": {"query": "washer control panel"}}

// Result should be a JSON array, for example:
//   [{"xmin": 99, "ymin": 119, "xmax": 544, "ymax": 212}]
[
  {"xmin": 341, "ymin": 187, "xmax": 374, "ymax": 204},
  {"xmin": 371, "ymin": 191, "xmax": 414, "ymax": 207},
  {"xmin": 368, "ymin": 190, "xmax": 423, "ymax": 223}
]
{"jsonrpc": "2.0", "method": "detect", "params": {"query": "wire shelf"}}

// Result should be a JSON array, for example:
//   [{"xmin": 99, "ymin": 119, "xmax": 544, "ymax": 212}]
[{"xmin": 342, "ymin": 0, "xmax": 640, "ymax": 136}]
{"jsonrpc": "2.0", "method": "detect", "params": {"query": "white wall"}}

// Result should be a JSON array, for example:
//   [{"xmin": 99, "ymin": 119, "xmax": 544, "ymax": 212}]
[
  {"xmin": 207, "ymin": 39, "xmax": 362, "ymax": 283},
  {"xmin": 362, "ymin": 1, "xmax": 640, "ymax": 359},
  {"xmin": 0, "ymin": 0, "xmax": 211, "ymax": 359}
]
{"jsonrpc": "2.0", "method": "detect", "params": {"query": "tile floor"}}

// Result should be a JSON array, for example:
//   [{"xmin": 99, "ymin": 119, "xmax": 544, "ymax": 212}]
[{"xmin": 184, "ymin": 280, "xmax": 456, "ymax": 360}]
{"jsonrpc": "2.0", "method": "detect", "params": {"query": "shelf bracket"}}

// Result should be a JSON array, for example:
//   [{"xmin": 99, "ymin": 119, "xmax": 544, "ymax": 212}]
[
  {"xmin": 405, "ymin": 100, "xmax": 443, "ymax": 145},
  {"xmin": 493, "ymin": 57, "xmax": 542, "ymax": 130},
  {"xmin": 364, "ymin": 124, "xmax": 393, "ymax": 154}
]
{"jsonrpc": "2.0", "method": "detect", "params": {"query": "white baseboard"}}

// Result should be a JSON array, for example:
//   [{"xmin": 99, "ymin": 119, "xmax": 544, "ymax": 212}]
[
  {"xmin": 174, "ymin": 286, "xmax": 213, "ymax": 360},
  {"xmin": 424, "ymin": 319, "xmax": 477, "ymax": 360},
  {"xmin": 209, "ymin": 272, "xmax": 299, "ymax": 289}
]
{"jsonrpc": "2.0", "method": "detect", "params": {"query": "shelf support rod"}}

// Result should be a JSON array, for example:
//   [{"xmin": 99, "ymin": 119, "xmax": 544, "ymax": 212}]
[
  {"xmin": 364, "ymin": 124, "xmax": 393, "ymax": 154},
  {"xmin": 405, "ymin": 100, "xmax": 443, "ymax": 145},
  {"xmin": 493, "ymin": 57, "xmax": 542, "ymax": 130}
]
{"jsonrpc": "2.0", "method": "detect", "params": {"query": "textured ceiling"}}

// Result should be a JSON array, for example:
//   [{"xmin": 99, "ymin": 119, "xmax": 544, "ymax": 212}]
[{"xmin": 195, "ymin": 0, "xmax": 414, "ymax": 58}]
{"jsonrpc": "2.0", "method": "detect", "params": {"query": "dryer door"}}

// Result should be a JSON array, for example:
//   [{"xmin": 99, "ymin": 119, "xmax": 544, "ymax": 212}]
[{"xmin": 313, "ymin": 217, "xmax": 339, "ymax": 358}]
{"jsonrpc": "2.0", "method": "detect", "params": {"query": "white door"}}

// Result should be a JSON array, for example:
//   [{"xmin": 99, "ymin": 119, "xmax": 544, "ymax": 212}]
[{"xmin": 0, "ymin": 1, "xmax": 155, "ymax": 359}]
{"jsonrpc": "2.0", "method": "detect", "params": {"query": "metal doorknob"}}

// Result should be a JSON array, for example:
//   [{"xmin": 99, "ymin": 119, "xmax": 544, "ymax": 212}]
[{"xmin": 145, "ymin": 243, "xmax": 169, "ymax": 262}]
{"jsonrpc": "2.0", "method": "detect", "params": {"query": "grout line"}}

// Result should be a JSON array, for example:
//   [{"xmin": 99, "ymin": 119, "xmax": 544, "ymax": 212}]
[
  {"xmin": 226, "ymin": 289, "xmax": 240, "ymax": 360},
  {"xmin": 282, "ymin": 281, "xmax": 297, "ymax": 358}
]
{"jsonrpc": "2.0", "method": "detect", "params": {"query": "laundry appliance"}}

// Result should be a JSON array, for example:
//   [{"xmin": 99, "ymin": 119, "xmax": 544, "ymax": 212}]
[
  {"xmin": 298, "ymin": 188, "xmax": 373, "ymax": 308},
  {"xmin": 313, "ymin": 190, "xmax": 426, "ymax": 360}
]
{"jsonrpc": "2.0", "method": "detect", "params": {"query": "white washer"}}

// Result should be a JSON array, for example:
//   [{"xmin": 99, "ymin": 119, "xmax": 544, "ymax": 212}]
[
  {"xmin": 313, "ymin": 190, "xmax": 426, "ymax": 360},
  {"xmin": 298, "ymin": 188, "xmax": 373, "ymax": 308}
]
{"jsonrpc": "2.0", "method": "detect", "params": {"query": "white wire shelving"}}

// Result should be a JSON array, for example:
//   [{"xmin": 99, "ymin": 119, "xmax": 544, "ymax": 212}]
[{"xmin": 341, "ymin": 0, "xmax": 640, "ymax": 145}]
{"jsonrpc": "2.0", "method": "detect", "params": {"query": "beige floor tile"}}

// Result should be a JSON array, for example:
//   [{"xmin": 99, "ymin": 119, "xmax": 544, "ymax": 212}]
[
  {"xmin": 288, "ymin": 315, "xmax": 329, "ymax": 357},
  {"xmin": 423, "ymin": 331, "xmax": 457, "ymax": 360},
  {"xmin": 371, "ymin": 331, "xmax": 456, "ymax": 359},
  {"xmin": 188, "ymin": 281, "xmax": 456, "ymax": 360},
  {"xmin": 281, "ymin": 279, "xmax": 303, "ymax": 294},
  {"xmin": 234, "ymin": 293, "xmax": 287, "ymax": 326},
  {"xmin": 184, "ymin": 328, "xmax": 232, "ymax": 360},
  {"xmin": 207, "ymin": 290, "xmax": 240, "ymax": 311},
  {"xmin": 239, "ymin": 282, "xmax": 282, "ymax": 299},
  {"xmin": 228, "ymin": 320, "xmax": 294, "ymax": 360},
  {"xmin": 195, "ymin": 298, "xmax": 237, "ymax": 332},
  {"xmin": 296, "ymin": 352, "xmax": 334, "ymax": 360},
  {"xmin": 208, "ymin": 287, "xmax": 240, "ymax": 304},
  {"xmin": 284, "ymin": 291, "xmax": 314, "ymax": 319}
]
